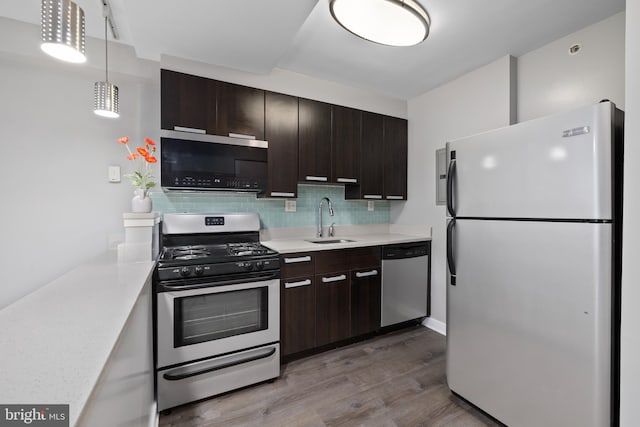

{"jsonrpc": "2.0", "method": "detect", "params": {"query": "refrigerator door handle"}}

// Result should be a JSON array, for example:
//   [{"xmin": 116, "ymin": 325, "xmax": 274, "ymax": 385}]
[
  {"xmin": 446, "ymin": 155, "xmax": 456, "ymax": 217},
  {"xmin": 447, "ymin": 218, "xmax": 457, "ymax": 285}
]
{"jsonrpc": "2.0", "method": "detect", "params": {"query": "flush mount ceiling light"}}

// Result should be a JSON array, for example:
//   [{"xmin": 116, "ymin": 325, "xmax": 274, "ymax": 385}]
[
  {"xmin": 94, "ymin": 2, "xmax": 119, "ymax": 118},
  {"xmin": 329, "ymin": 0, "xmax": 430, "ymax": 47},
  {"xmin": 40, "ymin": 0, "xmax": 86, "ymax": 63}
]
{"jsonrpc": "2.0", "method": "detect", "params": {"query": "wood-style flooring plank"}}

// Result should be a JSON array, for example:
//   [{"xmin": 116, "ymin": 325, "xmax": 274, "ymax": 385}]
[{"xmin": 159, "ymin": 326, "xmax": 501, "ymax": 427}]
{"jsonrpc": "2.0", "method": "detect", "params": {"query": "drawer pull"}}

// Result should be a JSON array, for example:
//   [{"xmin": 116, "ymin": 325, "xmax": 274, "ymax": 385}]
[
  {"xmin": 305, "ymin": 176, "xmax": 328, "ymax": 182},
  {"xmin": 355, "ymin": 269, "xmax": 378, "ymax": 278},
  {"xmin": 386, "ymin": 195, "xmax": 404, "ymax": 200},
  {"xmin": 337, "ymin": 178, "xmax": 357, "ymax": 184},
  {"xmin": 284, "ymin": 279, "xmax": 312, "ymax": 289},
  {"xmin": 229, "ymin": 132, "xmax": 256, "ymax": 140},
  {"xmin": 174, "ymin": 126, "xmax": 206, "ymax": 134},
  {"xmin": 284, "ymin": 256, "xmax": 312, "ymax": 264},
  {"xmin": 322, "ymin": 274, "xmax": 347, "ymax": 283},
  {"xmin": 363, "ymin": 195, "xmax": 383, "ymax": 199},
  {"xmin": 271, "ymin": 192, "xmax": 295, "ymax": 198}
]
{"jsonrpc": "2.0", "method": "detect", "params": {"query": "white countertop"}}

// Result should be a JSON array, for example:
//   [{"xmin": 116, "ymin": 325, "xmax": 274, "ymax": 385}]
[
  {"xmin": 0, "ymin": 253, "xmax": 155, "ymax": 426},
  {"xmin": 262, "ymin": 232, "xmax": 431, "ymax": 254}
]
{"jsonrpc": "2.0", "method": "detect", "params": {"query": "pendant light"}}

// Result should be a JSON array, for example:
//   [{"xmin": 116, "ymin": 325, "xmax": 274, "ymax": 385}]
[
  {"xmin": 94, "ymin": 5, "xmax": 119, "ymax": 118},
  {"xmin": 329, "ymin": 0, "xmax": 430, "ymax": 47},
  {"xmin": 40, "ymin": 0, "xmax": 86, "ymax": 63}
]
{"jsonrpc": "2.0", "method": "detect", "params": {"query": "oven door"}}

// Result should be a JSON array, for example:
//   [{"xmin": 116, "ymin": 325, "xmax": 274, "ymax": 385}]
[{"xmin": 157, "ymin": 277, "xmax": 279, "ymax": 369}]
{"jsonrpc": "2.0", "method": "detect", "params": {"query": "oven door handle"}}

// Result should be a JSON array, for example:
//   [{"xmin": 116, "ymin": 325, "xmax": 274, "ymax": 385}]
[
  {"xmin": 157, "ymin": 272, "xmax": 280, "ymax": 292},
  {"xmin": 162, "ymin": 346, "xmax": 277, "ymax": 381}
]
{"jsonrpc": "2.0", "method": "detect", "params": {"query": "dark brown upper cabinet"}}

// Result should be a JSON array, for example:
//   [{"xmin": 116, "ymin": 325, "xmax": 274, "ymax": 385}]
[
  {"xmin": 331, "ymin": 105, "xmax": 361, "ymax": 185},
  {"xmin": 383, "ymin": 116, "xmax": 408, "ymax": 200},
  {"xmin": 161, "ymin": 69, "xmax": 215, "ymax": 133},
  {"xmin": 298, "ymin": 98, "xmax": 332, "ymax": 183},
  {"xmin": 346, "ymin": 112, "xmax": 384, "ymax": 200},
  {"xmin": 216, "ymin": 81, "xmax": 265, "ymax": 140},
  {"xmin": 264, "ymin": 92, "xmax": 298, "ymax": 198}
]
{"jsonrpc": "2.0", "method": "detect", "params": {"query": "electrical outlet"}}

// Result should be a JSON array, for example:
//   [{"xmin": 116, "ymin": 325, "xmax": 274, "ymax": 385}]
[
  {"xmin": 285, "ymin": 200, "xmax": 297, "ymax": 212},
  {"xmin": 368, "ymin": 201, "xmax": 374, "ymax": 211}
]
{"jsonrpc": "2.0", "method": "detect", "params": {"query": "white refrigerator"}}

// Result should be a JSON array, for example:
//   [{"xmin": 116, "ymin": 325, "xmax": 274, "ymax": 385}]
[{"xmin": 445, "ymin": 101, "xmax": 623, "ymax": 427}]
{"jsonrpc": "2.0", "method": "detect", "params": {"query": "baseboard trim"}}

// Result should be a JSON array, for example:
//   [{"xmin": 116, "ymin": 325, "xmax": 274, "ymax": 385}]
[{"xmin": 422, "ymin": 317, "xmax": 446, "ymax": 336}]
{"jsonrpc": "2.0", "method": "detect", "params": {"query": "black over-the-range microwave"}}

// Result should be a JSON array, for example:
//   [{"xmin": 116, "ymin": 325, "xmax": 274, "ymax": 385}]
[{"xmin": 160, "ymin": 129, "xmax": 268, "ymax": 192}]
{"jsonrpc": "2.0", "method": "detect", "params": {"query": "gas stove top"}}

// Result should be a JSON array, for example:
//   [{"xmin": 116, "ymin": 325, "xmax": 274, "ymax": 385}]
[{"xmin": 156, "ymin": 213, "xmax": 280, "ymax": 282}]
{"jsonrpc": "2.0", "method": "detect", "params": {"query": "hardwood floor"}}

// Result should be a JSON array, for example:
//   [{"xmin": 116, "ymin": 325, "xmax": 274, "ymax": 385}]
[{"xmin": 160, "ymin": 326, "xmax": 502, "ymax": 427}]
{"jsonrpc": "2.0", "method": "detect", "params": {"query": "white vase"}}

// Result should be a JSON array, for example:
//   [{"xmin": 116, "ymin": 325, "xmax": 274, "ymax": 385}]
[{"xmin": 131, "ymin": 189, "xmax": 152, "ymax": 213}]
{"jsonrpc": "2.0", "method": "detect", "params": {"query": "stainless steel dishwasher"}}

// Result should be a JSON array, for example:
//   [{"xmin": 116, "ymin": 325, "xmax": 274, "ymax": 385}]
[{"xmin": 381, "ymin": 241, "xmax": 431, "ymax": 327}]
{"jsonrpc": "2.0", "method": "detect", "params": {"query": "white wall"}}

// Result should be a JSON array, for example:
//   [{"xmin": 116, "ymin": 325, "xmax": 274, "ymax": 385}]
[
  {"xmin": 620, "ymin": 1, "xmax": 640, "ymax": 425},
  {"xmin": 393, "ymin": 56, "xmax": 515, "ymax": 324},
  {"xmin": 518, "ymin": 12, "xmax": 625, "ymax": 122}
]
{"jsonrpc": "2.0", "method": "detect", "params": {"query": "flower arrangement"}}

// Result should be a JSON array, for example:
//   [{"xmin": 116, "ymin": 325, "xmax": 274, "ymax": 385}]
[{"xmin": 118, "ymin": 136, "xmax": 157, "ymax": 191}]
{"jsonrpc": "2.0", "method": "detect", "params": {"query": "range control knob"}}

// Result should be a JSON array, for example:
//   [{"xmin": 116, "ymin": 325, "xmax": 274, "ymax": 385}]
[
  {"xmin": 194, "ymin": 266, "xmax": 204, "ymax": 276},
  {"xmin": 245, "ymin": 262, "xmax": 254, "ymax": 272},
  {"xmin": 255, "ymin": 261, "xmax": 264, "ymax": 270},
  {"xmin": 180, "ymin": 267, "xmax": 191, "ymax": 277}
]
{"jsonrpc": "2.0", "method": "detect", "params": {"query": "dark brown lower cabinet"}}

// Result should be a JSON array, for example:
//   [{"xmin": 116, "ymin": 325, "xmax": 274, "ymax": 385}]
[
  {"xmin": 350, "ymin": 268, "xmax": 381, "ymax": 336},
  {"xmin": 281, "ymin": 276, "xmax": 316, "ymax": 356},
  {"xmin": 315, "ymin": 271, "xmax": 351, "ymax": 347}
]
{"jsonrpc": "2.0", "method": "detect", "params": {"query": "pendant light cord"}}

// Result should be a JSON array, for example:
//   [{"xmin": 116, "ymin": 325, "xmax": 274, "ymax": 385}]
[{"xmin": 104, "ymin": 15, "xmax": 109, "ymax": 83}]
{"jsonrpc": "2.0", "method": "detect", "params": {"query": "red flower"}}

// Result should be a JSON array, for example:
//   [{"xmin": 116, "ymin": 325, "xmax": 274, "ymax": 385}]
[
  {"xmin": 145, "ymin": 155, "xmax": 158, "ymax": 163},
  {"xmin": 144, "ymin": 138, "xmax": 156, "ymax": 146},
  {"xmin": 118, "ymin": 136, "xmax": 129, "ymax": 144},
  {"xmin": 137, "ymin": 147, "xmax": 149, "ymax": 157},
  {"xmin": 127, "ymin": 153, "xmax": 139, "ymax": 160}
]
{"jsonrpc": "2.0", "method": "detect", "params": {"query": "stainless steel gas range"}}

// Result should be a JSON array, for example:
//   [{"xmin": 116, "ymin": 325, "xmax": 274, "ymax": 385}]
[{"xmin": 155, "ymin": 213, "xmax": 280, "ymax": 411}]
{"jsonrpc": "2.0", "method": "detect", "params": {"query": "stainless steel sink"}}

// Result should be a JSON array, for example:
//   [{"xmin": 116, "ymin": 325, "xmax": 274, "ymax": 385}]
[{"xmin": 305, "ymin": 239, "xmax": 355, "ymax": 244}]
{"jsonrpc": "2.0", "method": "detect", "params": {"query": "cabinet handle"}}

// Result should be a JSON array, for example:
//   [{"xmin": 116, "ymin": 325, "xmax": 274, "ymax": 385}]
[
  {"xmin": 284, "ymin": 256, "xmax": 312, "ymax": 264},
  {"xmin": 284, "ymin": 279, "xmax": 312, "ymax": 289},
  {"xmin": 322, "ymin": 274, "xmax": 347, "ymax": 283},
  {"xmin": 337, "ymin": 178, "xmax": 358, "ymax": 184},
  {"xmin": 174, "ymin": 126, "xmax": 206, "ymax": 134},
  {"xmin": 271, "ymin": 192, "xmax": 295, "ymax": 198},
  {"xmin": 229, "ymin": 132, "xmax": 256, "ymax": 140},
  {"xmin": 355, "ymin": 269, "xmax": 378, "ymax": 278},
  {"xmin": 305, "ymin": 176, "xmax": 328, "ymax": 182},
  {"xmin": 363, "ymin": 195, "xmax": 383, "ymax": 199},
  {"xmin": 386, "ymin": 195, "xmax": 404, "ymax": 200}
]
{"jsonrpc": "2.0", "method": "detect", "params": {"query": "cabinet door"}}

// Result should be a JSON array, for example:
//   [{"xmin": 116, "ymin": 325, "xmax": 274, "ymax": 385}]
[
  {"xmin": 265, "ymin": 92, "xmax": 298, "ymax": 198},
  {"xmin": 299, "ymin": 98, "xmax": 332, "ymax": 183},
  {"xmin": 383, "ymin": 116, "xmax": 408, "ymax": 200},
  {"xmin": 332, "ymin": 106, "xmax": 361, "ymax": 184},
  {"xmin": 216, "ymin": 81, "xmax": 265, "ymax": 140},
  {"xmin": 316, "ymin": 270, "xmax": 351, "ymax": 346},
  {"xmin": 281, "ymin": 276, "xmax": 316, "ymax": 356},
  {"xmin": 346, "ymin": 112, "xmax": 384, "ymax": 199},
  {"xmin": 161, "ymin": 69, "xmax": 215, "ymax": 133},
  {"xmin": 350, "ymin": 267, "xmax": 382, "ymax": 336}
]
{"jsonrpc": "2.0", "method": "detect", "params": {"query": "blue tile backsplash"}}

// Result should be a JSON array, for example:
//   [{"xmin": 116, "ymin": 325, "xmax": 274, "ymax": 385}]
[{"xmin": 151, "ymin": 184, "xmax": 390, "ymax": 229}]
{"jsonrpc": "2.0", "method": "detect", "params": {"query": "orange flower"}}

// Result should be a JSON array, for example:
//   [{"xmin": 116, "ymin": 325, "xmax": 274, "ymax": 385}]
[
  {"xmin": 137, "ymin": 147, "xmax": 149, "ymax": 157},
  {"xmin": 144, "ymin": 138, "xmax": 156, "ymax": 146},
  {"xmin": 127, "ymin": 153, "xmax": 139, "ymax": 160},
  {"xmin": 145, "ymin": 156, "xmax": 158, "ymax": 163},
  {"xmin": 118, "ymin": 136, "xmax": 129, "ymax": 144}
]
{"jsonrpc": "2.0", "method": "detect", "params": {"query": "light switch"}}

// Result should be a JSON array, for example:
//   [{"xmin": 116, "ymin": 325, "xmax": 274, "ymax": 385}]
[
  {"xmin": 368, "ymin": 201, "xmax": 374, "ymax": 211},
  {"xmin": 108, "ymin": 165, "xmax": 121, "ymax": 183}
]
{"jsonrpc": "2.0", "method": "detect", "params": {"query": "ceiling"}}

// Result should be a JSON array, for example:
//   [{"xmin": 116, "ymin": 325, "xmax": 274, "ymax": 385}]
[{"xmin": 0, "ymin": 0, "xmax": 625, "ymax": 99}]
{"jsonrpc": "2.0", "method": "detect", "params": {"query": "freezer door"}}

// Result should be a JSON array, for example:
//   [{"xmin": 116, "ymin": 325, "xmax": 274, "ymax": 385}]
[
  {"xmin": 446, "ymin": 102, "xmax": 615, "ymax": 220},
  {"xmin": 446, "ymin": 219, "xmax": 612, "ymax": 427}
]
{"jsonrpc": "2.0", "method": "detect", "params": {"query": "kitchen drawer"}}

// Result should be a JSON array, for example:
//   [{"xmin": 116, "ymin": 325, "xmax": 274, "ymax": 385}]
[
  {"xmin": 280, "ymin": 253, "xmax": 315, "ymax": 278},
  {"xmin": 315, "ymin": 247, "xmax": 380, "ymax": 274}
]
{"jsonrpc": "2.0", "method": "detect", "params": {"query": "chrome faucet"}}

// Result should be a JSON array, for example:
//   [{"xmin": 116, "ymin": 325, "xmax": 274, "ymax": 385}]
[{"xmin": 317, "ymin": 197, "xmax": 334, "ymax": 238}]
